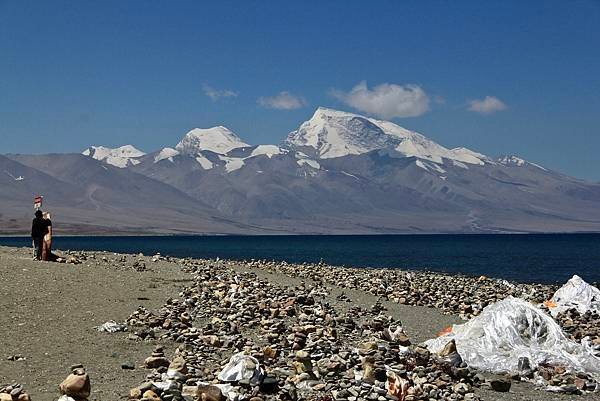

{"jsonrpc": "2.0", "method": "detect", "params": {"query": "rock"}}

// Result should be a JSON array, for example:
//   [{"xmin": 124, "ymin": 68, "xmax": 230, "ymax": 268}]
[
  {"xmin": 263, "ymin": 346, "xmax": 277, "ymax": 359},
  {"xmin": 489, "ymin": 378, "xmax": 511, "ymax": 392},
  {"xmin": 59, "ymin": 369, "xmax": 91, "ymax": 400},
  {"xmin": 144, "ymin": 356, "xmax": 170, "ymax": 369},
  {"xmin": 438, "ymin": 339, "xmax": 457, "ymax": 357},
  {"xmin": 452, "ymin": 382, "xmax": 471, "ymax": 395},
  {"xmin": 196, "ymin": 384, "xmax": 225, "ymax": 401},
  {"xmin": 142, "ymin": 390, "xmax": 160, "ymax": 400},
  {"xmin": 259, "ymin": 377, "xmax": 278, "ymax": 393},
  {"xmin": 121, "ymin": 363, "xmax": 135, "ymax": 370},
  {"xmin": 0, "ymin": 394, "xmax": 11, "ymax": 401},
  {"xmin": 129, "ymin": 387, "xmax": 143, "ymax": 399},
  {"xmin": 575, "ymin": 378, "xmax": 586, "ymax": 390},
  {"xmin": 168, "ymin": 356, "xmax": 187, "ymax": 373}
]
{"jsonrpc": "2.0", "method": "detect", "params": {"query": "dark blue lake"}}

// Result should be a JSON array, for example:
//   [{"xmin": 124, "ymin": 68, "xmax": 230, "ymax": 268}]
[{"xmin": 1, "ymin": 234, "xmax": 599, "ymax": 285}]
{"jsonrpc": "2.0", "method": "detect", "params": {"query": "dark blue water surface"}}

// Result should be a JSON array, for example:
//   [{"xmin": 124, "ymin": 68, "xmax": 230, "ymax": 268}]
[{"xmin": 1, "ymin": 234, "xmax": 598, "ymax": 285}]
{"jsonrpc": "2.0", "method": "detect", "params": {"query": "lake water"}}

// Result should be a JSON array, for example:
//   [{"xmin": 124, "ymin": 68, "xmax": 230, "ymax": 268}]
[{"xmin": 1, "ymin": 234, "xmax": 599, "ymax": 285}]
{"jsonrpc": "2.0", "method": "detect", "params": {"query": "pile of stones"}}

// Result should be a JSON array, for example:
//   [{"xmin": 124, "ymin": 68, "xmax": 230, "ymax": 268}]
[
  {"xmin": 230, "ymin": 260, "xmax": 556, "ymax": 320},
  {"xmin": 123, "ymin": 259, "xmax": 497, "ymax": 400},
  {"xmin": 234, "ymin": 259, "xmax": 600, "ymax": 348},
  {"xmin": 536, "ymin": 363, "xmax": 598, "ymax": 394},
  {"xmin": 553, "ymin": 308, "xmax": 600, "ymax": 355},
  {"xmin": 0, "ymin": 384, "xmax": 31, "ymax": 401}
]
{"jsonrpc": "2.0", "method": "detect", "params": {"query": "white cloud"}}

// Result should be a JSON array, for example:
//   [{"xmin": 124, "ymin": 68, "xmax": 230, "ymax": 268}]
[
  {"xmin": 203, "ymin": 84, "xmax": 238, "ymax": 101},
  {"xmin": 258, "ymin": 91, "xmax": 307, "ymax": 110},
  {"xmin": 330, "ymin": 81, "xmax": 430, "ymax": 119},
  {"xmin": 468, "ymin": 96, "xmax": 507, "ymax": 114}
]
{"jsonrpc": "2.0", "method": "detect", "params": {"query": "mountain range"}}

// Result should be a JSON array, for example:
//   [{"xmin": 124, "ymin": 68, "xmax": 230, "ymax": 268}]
[{"xmin": 2, "ymin": 107, "xmax": 600, "ymax": 235}]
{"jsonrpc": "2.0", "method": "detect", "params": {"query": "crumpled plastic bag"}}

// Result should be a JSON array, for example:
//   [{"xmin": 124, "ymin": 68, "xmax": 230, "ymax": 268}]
[
  {"xmin": 425, "ymin": 296, "xmax": 600, "ymax": 380},
  {"xmin": 547, "ymin": 275, "xmax": 600, "ymax": 317},
  {"xmin": 94, "ymin": 320, "xmax": 127, "ymax": 333},
  {"xmin": 218, "ymin": 352, "xmax": 264, "ymax": 385}
]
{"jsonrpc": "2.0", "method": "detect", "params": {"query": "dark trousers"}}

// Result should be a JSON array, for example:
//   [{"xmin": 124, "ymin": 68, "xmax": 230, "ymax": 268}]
[{"xmin": 32, "ymin": 237, "xmax": 43, "ymax": 260}]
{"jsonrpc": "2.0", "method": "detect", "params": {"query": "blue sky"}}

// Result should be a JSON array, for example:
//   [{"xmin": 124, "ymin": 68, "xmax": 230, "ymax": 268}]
[{"xmin": 1, "ymin": 1, "xmax": 599, "ymax": 180}]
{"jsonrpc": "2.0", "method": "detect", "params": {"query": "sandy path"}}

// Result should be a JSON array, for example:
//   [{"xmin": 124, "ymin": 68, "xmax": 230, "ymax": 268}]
[{"xmin": 0, "ymin": 246, "xmax": 189, "ymax": 401}]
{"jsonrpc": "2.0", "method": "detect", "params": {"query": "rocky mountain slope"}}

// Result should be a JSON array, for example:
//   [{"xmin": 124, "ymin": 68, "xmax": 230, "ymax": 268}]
[{"xmin": 2, "ymin": 108, "xmax": 599, "ymax": 234}]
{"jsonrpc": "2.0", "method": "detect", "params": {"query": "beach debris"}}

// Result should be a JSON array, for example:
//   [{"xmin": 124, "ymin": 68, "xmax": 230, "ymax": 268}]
[
  {"xmin": 217, "ymin": 353, "xmax": 264, "ymax": 386},
  {"xmin": 94, "ymin": 320, "xmax": 127, "ymax": 333},
  {"xmin": 425, "ymin": 296, "xmax": 600, "ymax": 391},
  {"xmin": 547, "ymin": 274, "xmax": 600, "ymax": 317}
]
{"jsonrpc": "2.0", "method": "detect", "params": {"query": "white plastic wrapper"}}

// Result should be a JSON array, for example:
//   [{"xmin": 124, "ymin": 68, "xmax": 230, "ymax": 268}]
[
  {"xmin": 548, "ymin": 275, "xmax": 600, "ymax": 317},
  {"xmin": 425, "ymin": 296, "xmax": 600, "ymax": 379},
  {"xmin": 94, "ymin": 320, "xmax": 127, "ymax": 333},
  {"xmin": 218, "ymin": 352, "xmax": 264, "ymax": 385}
]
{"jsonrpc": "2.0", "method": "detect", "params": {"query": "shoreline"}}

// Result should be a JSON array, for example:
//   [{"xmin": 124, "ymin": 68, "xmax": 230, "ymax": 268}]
[
  {"xmin": 0, "ymin": 246, "xmax": 598, "ymax": 401},
  {"xmin": 3, "ymin": 231, "xmax": 600, "ymax": 238},
  {"xmin": 1, "ymin": 237, "xmax": 599, "ymax": 287}
]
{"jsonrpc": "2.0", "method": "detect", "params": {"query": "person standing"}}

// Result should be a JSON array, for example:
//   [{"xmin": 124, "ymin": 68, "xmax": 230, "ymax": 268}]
[
  {"xmin": 31, "ymin": 210, "xmax": 49, "ymax": 260},
  {"xmin": 41, "ymin": 212, "xmax": 53, "ymax": 261}
]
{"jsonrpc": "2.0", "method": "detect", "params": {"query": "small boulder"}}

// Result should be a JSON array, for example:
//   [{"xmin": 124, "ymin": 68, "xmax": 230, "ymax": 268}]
[
  {"xmin": 490, "ymin": 378, "xmax": 511, "ymax": 392},
  {"xmin": 59, "ymin": 368, "xmax": 91, "ymax": 400}
]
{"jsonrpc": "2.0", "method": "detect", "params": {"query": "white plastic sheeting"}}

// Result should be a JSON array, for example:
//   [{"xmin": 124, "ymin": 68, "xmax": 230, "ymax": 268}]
[
  {"xmin": 548, "ymin": 275, "xmax": 600, "ymax": 317},
  {"xmin": 425, "ymin": 296, "xmax": 600, "ymax": 379},
  {"xmin": 94, "ymin": 320, "xmax": 127, "ymax": 333},
  {"xmin": 218, "ymin": 352, "xmax": 264, "ymax": 385}
]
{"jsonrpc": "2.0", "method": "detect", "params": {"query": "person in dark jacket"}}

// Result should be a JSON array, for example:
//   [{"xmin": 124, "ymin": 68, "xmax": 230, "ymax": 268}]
[{"xmin": 31, "ymin": 209, "xmax": 50, "ymax": 260}]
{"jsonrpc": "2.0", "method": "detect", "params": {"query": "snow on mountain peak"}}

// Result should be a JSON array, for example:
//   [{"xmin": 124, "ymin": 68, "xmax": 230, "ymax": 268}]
[
  {"xmin": 285, "ymin": 107, "xmax": 397, "ymax": 159},
  {"xmin": 154, "ymin": 147, "xmax": 180, "ymax": 163},
  {"xmin": 498, "ymin": 155, "xmax": 547, "ymax": 170},
  {"xmin": 285, "ymin": 107, "xmax": 489, "ymax": 166},
  {"xmin": 82, "ymin": 145, "xmax": 145, "ymax": 168},
  {"xmin": 176, "ymin": 126, "xmax": 249, "ymax": 155},
  {"xmin": 250, "ymin": 145, "xmax": 288, "ymax": 158}
]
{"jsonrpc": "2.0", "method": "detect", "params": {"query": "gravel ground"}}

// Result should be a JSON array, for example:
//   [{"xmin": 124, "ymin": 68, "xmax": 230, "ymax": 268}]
[
  {"xmin": 0, "ymin": 246, "xmax": 190, "ymax": 401},
  {"xmin": 0, "ymin": 245, "xmax": 598, "ymax": 401}
]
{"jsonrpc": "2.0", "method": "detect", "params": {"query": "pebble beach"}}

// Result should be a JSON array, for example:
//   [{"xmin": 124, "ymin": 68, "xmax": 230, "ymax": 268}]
[{"xmin": 0, "ymin": 245, "xmax": 598, "ymax": 401}]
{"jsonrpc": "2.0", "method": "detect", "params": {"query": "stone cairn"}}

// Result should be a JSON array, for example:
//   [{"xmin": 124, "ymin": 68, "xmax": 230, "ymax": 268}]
[
  {"xmin": 57, "ymin": 365, "xmax": 91, "ymax": 401},
  {"xmin": 124, "ymin": 259, "xmax": 492, "ymax": 401}
]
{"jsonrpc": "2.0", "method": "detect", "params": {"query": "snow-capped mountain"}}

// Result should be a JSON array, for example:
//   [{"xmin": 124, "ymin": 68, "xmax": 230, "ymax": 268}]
[
  {"xmin": 18, "ymin": 106, "xmax": 597, "ymax": 234},
  {"xmin": 175, "ymin": 126, "xmax": 249, "ymax": 155},
  {"xmin": 82, "ymin": 145, "xmax": 145, "ymax": 168},
  {"xmin": 285, "ymin": 107, "xmax": 490, "ymax": 167}
]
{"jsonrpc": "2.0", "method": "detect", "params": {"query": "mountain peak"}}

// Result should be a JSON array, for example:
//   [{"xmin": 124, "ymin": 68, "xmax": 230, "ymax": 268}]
[
  {"xmin": 498, "ymin": 155, "xmax": 547, "ymax": 170},
  {"xmin": 285, "ymin": 107, "xmax": 489, "ymax": 166},
  {"xmin": 82, "ymin": 145, "xmax": 145, "ymax": 168},
  {"xmin": 285, "ymin": 107, "xmax": 391, "ymax": 159},
  {"xmin": 312, "ymin": 106, "xmax": 360, "ymax": 119},
  {"xmin": 176, "ymin": 127, "xmax": 250, "ymax": 155}
]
